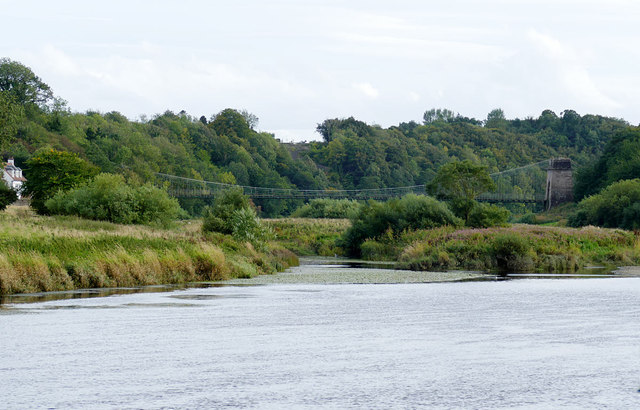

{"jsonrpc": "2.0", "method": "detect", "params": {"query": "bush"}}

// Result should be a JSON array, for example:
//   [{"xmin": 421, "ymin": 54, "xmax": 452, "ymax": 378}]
[
  {"xmin": 516, "ymin": 213, "xmax": 538, "ymax": 225},
  {"xmin": 341, "ymin": 194, "xmax": 461, "ymax": 256},
  {"xmin": 467, "ymin": 203, "xmax": 511, "ymax": 228},
  {"xmin": 292, "ymin": 198, "xmax": 361, "ymax": 219},
  {"xmin": 202, "ymin": 189, "xmax": 270, "ymax": 246},
  {"xmin": 45, "ymin": 173, "xmax": 183, "ymax": 226},
  {"xmin": 490, "ymin": 234, "xmax": 534, "ymax": 271},
  {"xmin": 0, "ymin": 183, "xmax": 17, "ymax": 211},
  {"xmin": 568, "ymin": 178, "xmax": 640, "ymax": 230}
]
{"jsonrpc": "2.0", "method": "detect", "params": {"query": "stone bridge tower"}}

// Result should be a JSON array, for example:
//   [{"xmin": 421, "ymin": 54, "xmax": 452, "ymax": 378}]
[{"xmin": 544, "ymin": 158, "xmax": 573, "ymax": 210}]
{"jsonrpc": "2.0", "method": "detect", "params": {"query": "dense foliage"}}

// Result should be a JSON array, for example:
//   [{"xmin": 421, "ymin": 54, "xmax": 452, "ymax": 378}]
[
  {"xmin": 291, "ymin": 198, "xmax": 361, "ymax": 219},
  {"xmin": 340, "ymin": 194, "xmax": 461, "ymax": 257},
  {"xmin": 568, "ymin": 179, "xmax": 640, "ymax": 230},
  {"xmin": 22, "ymin": 149, "xmax": 99, "ymax": 214},
  {"xmin": 202, "ymin": 189, "xmax": 271, "ymax": 246},
  {"xmin": 397, "ymin": 225, "xmax": 640, "ymax": 273},
  {"xmin": 45, "ymin": 173, "xmax": 184, "ymax": 226},
  {"xmin": 0, "ymin": 59, "xmax": 633, "ymax": 219},
  {"xmin": 573, "ymin": 127, "xmax": 640, "ymax": 201},
  {"xmin": 427, "ymin": 160, "xmax": 496, "ymax": 222},
  {"xmin": 467, "ymin": 203, "xmax": 511, "ymax": 228},
  {"xmin": 0, "ymin": 183, "xmax": 17, "ymax": 211},
  {"xmin": 309, "ymin": 110, "xmax": 627, "ymax": 193}
]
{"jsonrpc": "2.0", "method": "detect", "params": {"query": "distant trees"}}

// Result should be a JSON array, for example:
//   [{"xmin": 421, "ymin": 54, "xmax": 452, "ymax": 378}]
[
  {"xmin": 485, "ymin": 108, "xmax": 507, "ymax": 129},
  {"xmin": 423, "ymin": 108, "xmax": 456, "ymax": 124},
  {"xmin": 569, "ymin": 179, "xmax": 640, "ymax": 230},
  {"xmin": 573, "ymin": 127, "xmax": 640, "ymax": 200}
]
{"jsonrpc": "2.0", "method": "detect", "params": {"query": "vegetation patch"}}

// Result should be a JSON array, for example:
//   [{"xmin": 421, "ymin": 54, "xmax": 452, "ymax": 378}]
[
  {"xmin": 394, "ymin": 225, "xmax": 640, "ymax": 273},
  {"xmin": 264, "ymin": 218, "xmax": 350, "ymax": 256},
  {"xmin": 0, "ymin": 206, "xmax": 297, "ymax": 296}
]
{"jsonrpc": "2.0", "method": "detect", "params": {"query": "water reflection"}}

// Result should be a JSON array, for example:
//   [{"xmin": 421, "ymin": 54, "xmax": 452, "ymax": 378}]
[
  {"xmin": 2, "ymin": 259, "xmax": 638, "ymax": 306},
  {"xmin": 0, "ymin": 282, "xmax": 228, "ymax": 306}
]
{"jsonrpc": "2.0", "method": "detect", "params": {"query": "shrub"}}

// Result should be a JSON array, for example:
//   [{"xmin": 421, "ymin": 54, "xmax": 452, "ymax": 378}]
[
  {"xmin": 516, "ymin": 213, "xmax": 538, "ymax": 225},
  {"xmin": 467, "ymin": 203, "xmax": 511, "ymax": 228},
  {"xmin": 292, "ymin": 198, "xmax": 361, "ymax": 219},
  {"xmin": 45, "ymin": 173, "xmax": 183, "ymax": 225},
  {"xmin": 202, "ymin": 189, "xmax": 252, "ymax": 235},
  {"xmin": 490, "ymin": 234, "xmax": 533, "ymax": 271},
  {"xmin": 568, "ymin": 179, "xmax": 640, "ymax": 230},
  {"xmin": 202, "ymin": 189, "xmax": 270, "ymax": 246},
  {"xmin": 0, "ymin": 183, "xmax": 17, "ymax": 211},
  {"xmin": 340, "ymin": 194, "xmax": 461, "ymax": 256}
]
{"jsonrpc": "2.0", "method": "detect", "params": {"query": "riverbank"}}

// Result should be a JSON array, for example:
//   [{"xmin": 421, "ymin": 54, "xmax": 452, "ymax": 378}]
[
  {"xmin": 394, "ymin": 225, "xmax": 640, "ymax": 272},
  {"xmin": 0, "ymin": 206, "xmax": 298, "ymax": 295},
  {"xmin": 267, "ymin": 218, "xmax": 640, "ymax": 273}
]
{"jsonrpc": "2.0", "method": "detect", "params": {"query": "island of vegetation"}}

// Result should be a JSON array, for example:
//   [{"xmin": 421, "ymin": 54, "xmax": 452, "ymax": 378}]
[{"xmin": 1, "ymin": 58, "xmax": 639, "ymax": 296}]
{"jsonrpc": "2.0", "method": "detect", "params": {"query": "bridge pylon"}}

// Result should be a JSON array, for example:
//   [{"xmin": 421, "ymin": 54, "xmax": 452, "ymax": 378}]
[{"xmin": 544, "ymin": 158, "xmax": 573, "ymax": 210}]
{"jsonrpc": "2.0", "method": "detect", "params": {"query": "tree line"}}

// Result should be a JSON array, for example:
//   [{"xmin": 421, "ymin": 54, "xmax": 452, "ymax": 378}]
[{"xmin": 0, "ymin": 57, "xmax": 634, "ymax": 219}]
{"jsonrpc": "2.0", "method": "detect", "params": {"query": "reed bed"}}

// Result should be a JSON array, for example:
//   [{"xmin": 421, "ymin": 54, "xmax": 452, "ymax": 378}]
[{"xmin": 0, "ymin": 206, "xmax": 298, "ymax": 295}]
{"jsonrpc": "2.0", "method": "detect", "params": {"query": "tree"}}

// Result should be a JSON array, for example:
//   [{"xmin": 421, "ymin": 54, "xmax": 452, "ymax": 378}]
[
  {"xmin": 22, "ymin": 149, "xmax": 99, "ymax": 214},
  {"xmin": 485, "ymin": 108, "xmax": 507, "ymax": 129},
  {"xmin": 210, "ymin": 108, "xmax": 252, "ymax": 139},
  {"xmin": 0, "ymin": 91, "xmax": 24, "ymax": 148},
  {"xmin": 428, "ymin": 160, "xmax": 496, "ymax": 222},
  {"xmin": 423, "ymin": 108, "xmax": 456, "ymax": 124},
  {"xmin": 0, "ymin": 182, "xmax": 18, "ymax": 211},
  {"xmin": 238, "ymin": 109, "xmax": 259, "ymax": 130},
  {"xmin": 0, "ymin": 58, "xmax": 53, "ymax": 107}
]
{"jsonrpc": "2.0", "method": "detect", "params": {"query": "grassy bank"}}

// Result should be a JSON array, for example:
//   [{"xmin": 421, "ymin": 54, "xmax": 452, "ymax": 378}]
[
  {"xmin": 0, "ymin": 206, "xmax": 298, "ymax": 295},
  {"xmin": 392, "ymin": 225, "xmax": 640, "ymax": 273},
  {"xmin": 265, "ymin": 217, "xmax": 640, "ymax": 273},
  {"xmin": 265, "ymin": 218, "xmax": 350, "ymax": 256}
]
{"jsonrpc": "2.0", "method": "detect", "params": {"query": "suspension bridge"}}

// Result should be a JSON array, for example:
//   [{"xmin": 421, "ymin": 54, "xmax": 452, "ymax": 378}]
[{"xmin": 155, "ymin": 158, "xmax": 570, "ymax": 206}]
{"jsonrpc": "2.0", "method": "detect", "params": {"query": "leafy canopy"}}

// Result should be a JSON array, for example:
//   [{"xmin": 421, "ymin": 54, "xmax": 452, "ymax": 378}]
[
  {"xmin": 428, "ymin": 160, "xmax": 496, "ymax": 201},
  {"xmin": 428, "ymin": 160, "xmax": 496, "ymax": 222},
  {"xmin": 0, "ymin": 58, "xmax": 53, "ymax": 107},
  {"xmin": 568, "ymin": 178, "xmax": 640, "ymax": 230},
  {"xmin": 23, "ymin": 149, "xmax": 99, "ymax": 214},
  {"xmin": 45, "ymin": 173, "xmax": 184, "ymax": 226}
]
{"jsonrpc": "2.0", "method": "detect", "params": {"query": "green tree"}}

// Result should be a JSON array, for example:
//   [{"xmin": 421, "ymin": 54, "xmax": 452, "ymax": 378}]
[
  {"xmin": 0, "ymin": 58, "xmax": 53, "ymax": 107},
  {"xmin": 569, "ymin": 178, "xmax": 640, "ymax": 230},
  {"xmin": 485, "ymin": 108, "xmax": 507, "ymax": 129},
  {"xmin": 0, "ymin": 92, "xmax": 23, "ymax": 148},
  {"xmin": 428, "ymin": 160, "xmax": 496, "ymax": 222},
  {"xmin": 23, "ymin": 149, "xmax": 99, "ymax": 214},
  {"xmin": 0, "ymin": 182, "xmax": 18, "ymax": 211},
  {"xmin": 423, "ymin": 108, "xmax": 456, "ymax": 124}
]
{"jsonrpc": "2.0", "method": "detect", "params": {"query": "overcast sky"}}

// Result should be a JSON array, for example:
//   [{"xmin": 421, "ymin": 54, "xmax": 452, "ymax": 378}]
[{"xmin": 2, "ymin": 0, "xmax": 639, "ymax": 141}]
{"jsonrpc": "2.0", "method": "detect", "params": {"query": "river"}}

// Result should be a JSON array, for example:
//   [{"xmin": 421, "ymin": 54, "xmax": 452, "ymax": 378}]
[{"xmin": 1, "ymin": 261, "xmax": 640, "ymax": 409}]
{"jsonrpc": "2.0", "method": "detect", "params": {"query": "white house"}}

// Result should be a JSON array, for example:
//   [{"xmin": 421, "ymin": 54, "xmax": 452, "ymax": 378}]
[{"xmin": 3, "ymin": 158, "xmax": 26, "ymax": 198}]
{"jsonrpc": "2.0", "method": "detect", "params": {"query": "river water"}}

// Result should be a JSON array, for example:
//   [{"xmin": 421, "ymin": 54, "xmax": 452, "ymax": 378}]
[{"xmin": 1, "ymin": 262, "xmax": 640, "ymax": 409}]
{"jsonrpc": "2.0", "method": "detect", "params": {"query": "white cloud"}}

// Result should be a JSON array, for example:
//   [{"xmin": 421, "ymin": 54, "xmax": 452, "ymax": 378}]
[
  {"xmin": 526, "ymin": 29, "xmax": 620, "ymax": 112},
  {"xmin": 352, "ymin": 82, "xmax": 380, "ymax": 99}
]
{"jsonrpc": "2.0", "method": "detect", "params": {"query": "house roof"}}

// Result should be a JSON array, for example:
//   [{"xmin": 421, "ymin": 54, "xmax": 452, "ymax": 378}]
[{"xmin": 3, "ymin": 163, "xmax": 26, "ymax": 181}]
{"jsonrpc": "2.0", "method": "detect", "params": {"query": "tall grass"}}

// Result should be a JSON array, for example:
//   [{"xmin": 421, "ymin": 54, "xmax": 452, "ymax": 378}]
[
  {"xmin": 394, "ymin": 225, "xmax": 640, "ymax": 273},
  {"xmin": 0, "ymin": 206, "xmax": 298, "ymax": 295},
  {"xmin": 264, "ymin": 218, "xmax": 350, "ymax": 256}
]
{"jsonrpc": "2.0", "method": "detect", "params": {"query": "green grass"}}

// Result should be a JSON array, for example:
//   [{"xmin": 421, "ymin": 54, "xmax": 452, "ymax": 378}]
[
  {"xmin": 0, "ymin": 206, "xmax": 298, "ymax": 295},
  {"xmin": 393, "ymin": 224, "xmax": 640, "ymax": 273},
  {"xmin": 264, "ymin": 218, "xmax": 350, "ymax": 256}
]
